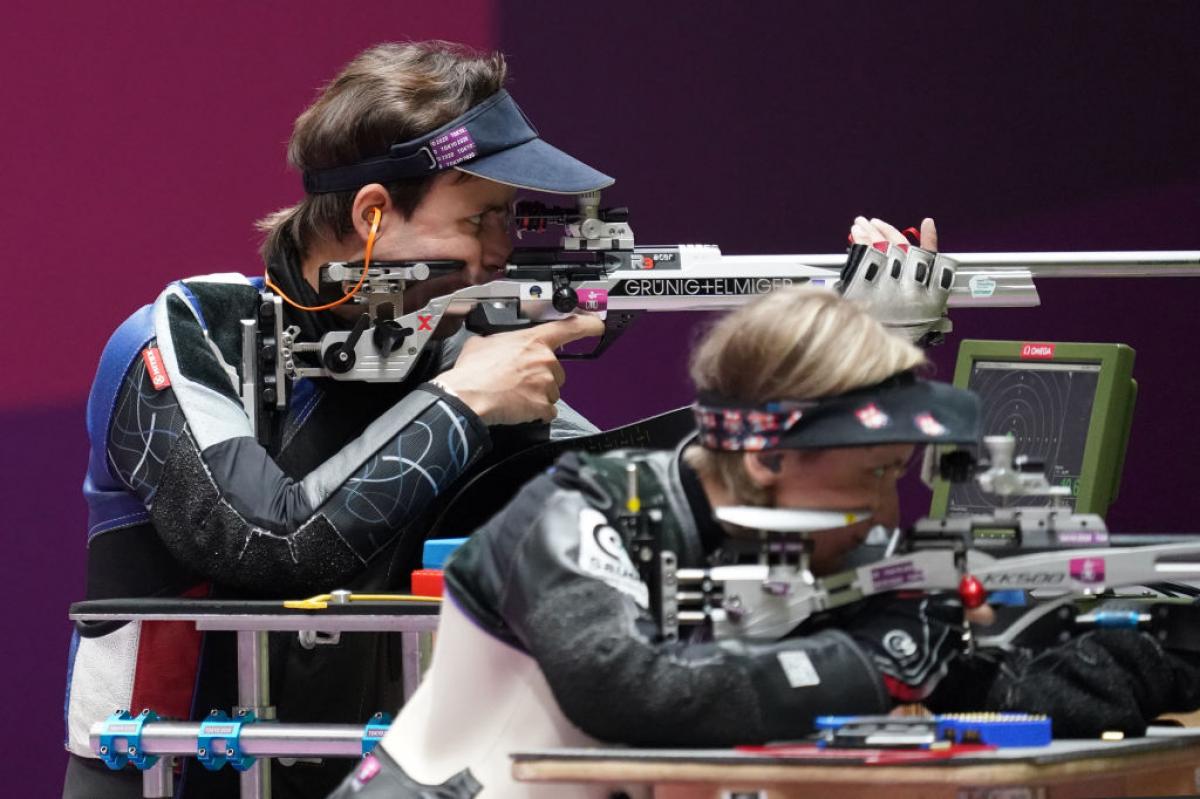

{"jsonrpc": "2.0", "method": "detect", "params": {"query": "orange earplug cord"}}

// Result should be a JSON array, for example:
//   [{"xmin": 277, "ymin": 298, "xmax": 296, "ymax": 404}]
[{"xmin": 265, "ymin": 206, "xmax": 381, "ymax": 312}]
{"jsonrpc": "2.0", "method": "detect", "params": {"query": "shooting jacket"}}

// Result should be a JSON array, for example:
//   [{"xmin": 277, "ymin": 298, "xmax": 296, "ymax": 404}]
[
  {"xmin": 445, "ymin": 442, "xmax": 892, "ymax": 747},
  {"xmin": 66, "ymin": 252, "xmax": 593, "ymax": 797}
]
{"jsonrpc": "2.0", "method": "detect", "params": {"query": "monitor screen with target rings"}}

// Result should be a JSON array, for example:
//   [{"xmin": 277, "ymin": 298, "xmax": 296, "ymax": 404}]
[{"xmin": 929, "ymin": 340, "xmax": 1136, "ymax": 518}]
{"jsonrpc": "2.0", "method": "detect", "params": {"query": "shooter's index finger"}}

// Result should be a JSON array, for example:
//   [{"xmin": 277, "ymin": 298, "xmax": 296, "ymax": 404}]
[{"xmin": 527, "ymin": 312, "xmax": 606, "ymax": 349}]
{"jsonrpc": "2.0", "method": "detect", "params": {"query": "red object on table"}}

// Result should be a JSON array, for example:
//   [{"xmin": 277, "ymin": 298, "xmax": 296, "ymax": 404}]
[
  {"xmin": 411, "ymin": 569, "xmax": 444, "ymax": 598},
  {"xmin": 735, "ymin": 743, "xmax": 996, "ymax": 764}
]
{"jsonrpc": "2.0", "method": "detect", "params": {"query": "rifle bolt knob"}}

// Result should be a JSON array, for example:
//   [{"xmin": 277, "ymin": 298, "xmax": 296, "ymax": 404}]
[{"xmin": 958, "ymin": 574, "xmax": 987, "ymax": 609}]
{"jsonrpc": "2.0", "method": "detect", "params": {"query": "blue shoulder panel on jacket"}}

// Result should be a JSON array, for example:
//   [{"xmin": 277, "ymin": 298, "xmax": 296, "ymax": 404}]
[
  {"xmin": 86, "ymin": 303, "xmax": 156, "ymax": 485},
  {"xmin": 84, "ymin": 303, "xmax": 157, "ymax": 538}
]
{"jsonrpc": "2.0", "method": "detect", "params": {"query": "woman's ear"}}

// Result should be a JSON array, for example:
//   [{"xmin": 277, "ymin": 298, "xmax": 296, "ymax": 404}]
[
  {"xmin": 743, "ymin": 451, "xmax": 785, "ymax": 488},
  {"xmin": 350, "ymin": 184, "xmax": 394, "ymax": 243}
]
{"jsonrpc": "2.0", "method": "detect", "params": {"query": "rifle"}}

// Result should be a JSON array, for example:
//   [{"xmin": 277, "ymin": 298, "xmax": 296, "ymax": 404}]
[
  {"xmin": 634, "ymin": 436, "xmax": 1200, "ymax": 654},
  {"xmin": 240, "ymin": 191, "xmax": 1200, "ymax": 438}
]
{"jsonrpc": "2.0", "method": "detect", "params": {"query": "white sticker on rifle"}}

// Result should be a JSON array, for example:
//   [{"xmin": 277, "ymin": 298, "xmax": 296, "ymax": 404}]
[
  {"xmin": 577, "ymin": 508, "xmax": 649, "ymax": 608},
  {"xmin": 968, "ymin": 274, "xmax": 998, "ymax": 298},
  {"xmin": 777, "ymin": 650, "xmax": 821, "ymax": 688}
]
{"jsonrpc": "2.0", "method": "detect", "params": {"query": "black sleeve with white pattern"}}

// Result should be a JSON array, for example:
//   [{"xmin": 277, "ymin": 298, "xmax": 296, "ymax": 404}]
[{"xmin": 106, "ymin": 350, "xmax": 489, "ymax": 593}]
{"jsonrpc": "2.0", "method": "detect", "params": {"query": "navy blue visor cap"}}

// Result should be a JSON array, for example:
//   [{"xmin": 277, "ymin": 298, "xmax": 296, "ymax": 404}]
[{"xmin": 302, "ymin": 90, "xmax": 613, "ymax": 195}]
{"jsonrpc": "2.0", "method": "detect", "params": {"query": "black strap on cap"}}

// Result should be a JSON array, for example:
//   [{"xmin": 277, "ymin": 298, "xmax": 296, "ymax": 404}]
[{"xmin": 302, "ymin": 90, "xmax": 538, "ymax": 194}]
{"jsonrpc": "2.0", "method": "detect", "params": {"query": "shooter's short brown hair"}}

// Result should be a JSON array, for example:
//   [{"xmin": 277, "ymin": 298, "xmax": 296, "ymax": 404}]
[{"xmin": 256, "ymin": 41, "xmax": 507, "ymax": 263}]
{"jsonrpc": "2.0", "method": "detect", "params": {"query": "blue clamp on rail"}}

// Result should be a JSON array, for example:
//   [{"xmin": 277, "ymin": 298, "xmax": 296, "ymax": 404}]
[
  {"xmin": 98, "ymin": 709, "xmax": 160, "ymax": 770},
  {"xmin": 197, "ymin": 709, "xmax": 257, "ymax": 772},
  {"xmin": 362, "ymin": 712, "xmax": 393, "ymax": 756}
]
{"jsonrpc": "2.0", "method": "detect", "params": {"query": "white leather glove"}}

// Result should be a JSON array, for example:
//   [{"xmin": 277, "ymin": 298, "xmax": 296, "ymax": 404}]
[
  {"xmin": 840, "ymin": 242, "xmax": 956, "ymax": 344},
  {"xmin": 838, "ymin": 217, "xmax": 955, "ymax": 345}
]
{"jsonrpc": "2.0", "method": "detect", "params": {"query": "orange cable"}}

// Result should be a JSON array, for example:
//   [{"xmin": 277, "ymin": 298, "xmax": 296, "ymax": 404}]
[{"xmin": 265, "ymin": 206, "xmax": 381, "ymax": 312}]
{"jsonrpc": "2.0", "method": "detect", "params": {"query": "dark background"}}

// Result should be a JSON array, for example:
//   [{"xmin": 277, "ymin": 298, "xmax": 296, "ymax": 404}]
[
  {"xmin": 3, "ymin": 0, "xmax": 1199, "ymax": 789},
  {"xmin": 503, "ymin": 1, "xmax": 1200, "ymax": 531}
]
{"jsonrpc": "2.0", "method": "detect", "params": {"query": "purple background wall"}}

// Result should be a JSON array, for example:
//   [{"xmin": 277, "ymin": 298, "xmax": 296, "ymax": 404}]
[{"xmin": 4, "ymin": 1, "xmax": 1199, "ymax": 790}]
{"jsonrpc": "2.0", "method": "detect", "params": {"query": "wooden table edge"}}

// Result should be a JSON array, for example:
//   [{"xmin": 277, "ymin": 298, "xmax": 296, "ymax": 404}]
[{"xmin": 512, "ymin": 740, "xmax": 1200, "ymax": 787}]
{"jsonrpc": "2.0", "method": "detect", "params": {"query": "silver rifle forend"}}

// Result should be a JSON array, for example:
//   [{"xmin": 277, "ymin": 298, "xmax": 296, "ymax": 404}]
[{"xmin": 275, "ymin": 246, "xmax": 1200, "ymax": 384}]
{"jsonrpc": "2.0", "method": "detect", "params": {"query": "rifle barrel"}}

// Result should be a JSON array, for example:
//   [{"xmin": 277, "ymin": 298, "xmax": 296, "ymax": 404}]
[{"xmin": 788, "ymin": 251, "xmax": 1200, "ymax": 278}]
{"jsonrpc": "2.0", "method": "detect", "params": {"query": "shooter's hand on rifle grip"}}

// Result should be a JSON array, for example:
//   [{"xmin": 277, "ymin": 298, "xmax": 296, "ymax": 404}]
[{"xmin": 436, "ymin": 314, "xmax": 605, "ymax": 426}]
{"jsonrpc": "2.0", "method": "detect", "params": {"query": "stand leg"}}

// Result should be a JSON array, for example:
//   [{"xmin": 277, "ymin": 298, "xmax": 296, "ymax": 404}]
[
  {"xmin": 236, "ymin": 630, "xmax": 274, "ymax": 799},
  {"xmin": 401, "ymin": 631, "xmax": 423, "ymax": 702},
  {"xmin": 142, "ymin": 755, "xmax": 173, "ymax": 797}
]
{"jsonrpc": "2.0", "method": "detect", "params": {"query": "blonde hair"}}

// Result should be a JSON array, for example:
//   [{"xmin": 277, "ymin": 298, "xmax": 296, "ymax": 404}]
[
  {"xmin": 684, "ymin": 286, "xmax": 925, "ymax": 504},
  {"xmin": 256, "ymin": 41, "xmax": 508, "ymax": 263}
]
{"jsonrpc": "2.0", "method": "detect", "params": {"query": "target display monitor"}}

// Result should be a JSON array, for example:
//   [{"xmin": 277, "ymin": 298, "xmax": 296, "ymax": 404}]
[{"xmin": 929, "ymin": 340, "xmax": 1136, "ymax": 517}]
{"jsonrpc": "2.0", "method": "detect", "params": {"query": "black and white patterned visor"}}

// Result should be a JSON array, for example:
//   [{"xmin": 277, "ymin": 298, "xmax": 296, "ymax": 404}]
[{"xmin": 693, "ymin": 371, "xmax": 980, "ymax": 451}]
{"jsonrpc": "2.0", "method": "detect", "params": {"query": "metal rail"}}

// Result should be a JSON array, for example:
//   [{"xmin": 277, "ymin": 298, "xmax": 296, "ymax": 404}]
[
  {"xmin": 70, "ymin": 612, "xmax": 439, "ymax": 633},
  {"xmin": 91, "ymin": 720, "xmax": 368, "ymax": 759}
]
